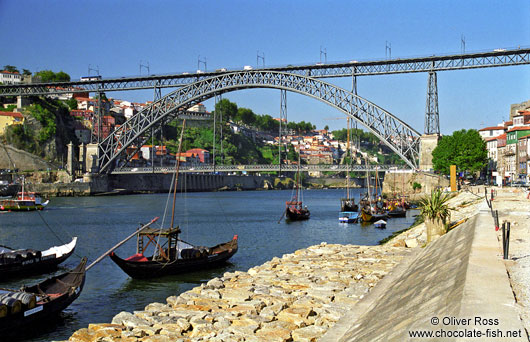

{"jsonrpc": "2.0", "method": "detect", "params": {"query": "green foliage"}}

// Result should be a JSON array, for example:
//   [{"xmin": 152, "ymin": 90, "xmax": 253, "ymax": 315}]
[
  {"xmin": 432, "ymin": 129, "xmax": 487, "ymax": 175},
  {"xmin": 419, "ymin": 189, "xmax": 451, "ymax": 224},
  {"xmin": 65, "ymin": 98, "xmax": 78, "ymax": 110},
  {"xmin": 3, "ymin": 65, "xmax": 18, "ymax": 73},
  {"xmin": 4, "ymin": 124, "xmax": 38, "ymax": 152},
  {"xmin": 215, "ymin": 98, "xmax": 238, "ymax": 121},
  {"xmin": 0, "ymin": 104, "xmax": 16, "ymax": 112},
  {"xmin": 412, "ymin": 182, "xmax": 422, "ymax": 191},
  {"xmin": 22, "ymin": 69, "xmax": 32, "ymax": 76},
  {"xmin": 28, "ymin": 104, "xmax": 57, "ymax": 142},
  {"xmin": 34, "ymin": 70, "xmax": 71, "ymax": 82}
]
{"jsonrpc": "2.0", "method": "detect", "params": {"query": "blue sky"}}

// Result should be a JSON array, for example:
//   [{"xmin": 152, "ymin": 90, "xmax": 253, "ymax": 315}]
[{"xmin": 1, "ymin": 0, "xmax": 529, "ymax": 134}]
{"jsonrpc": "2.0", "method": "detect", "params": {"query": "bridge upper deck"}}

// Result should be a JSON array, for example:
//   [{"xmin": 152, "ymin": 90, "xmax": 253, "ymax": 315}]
[{"xmin": 1, "ymin": 48, "xmax": 529, "ymax": 97}]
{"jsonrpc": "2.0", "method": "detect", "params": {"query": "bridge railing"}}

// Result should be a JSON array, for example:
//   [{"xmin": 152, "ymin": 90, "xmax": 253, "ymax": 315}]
[{"xmin": 111, "ymin": 164, "xmax": 412, "ymax": 174}]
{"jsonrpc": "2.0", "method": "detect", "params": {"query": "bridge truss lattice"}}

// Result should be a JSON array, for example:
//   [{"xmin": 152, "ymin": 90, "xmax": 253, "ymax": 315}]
[{"xmin": 97, "ymin": 71, "xmax": 421, "ymax": 173}]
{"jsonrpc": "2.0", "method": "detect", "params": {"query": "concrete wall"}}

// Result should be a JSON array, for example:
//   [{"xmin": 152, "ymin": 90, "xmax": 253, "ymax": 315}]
[{"xmin": 108, "ymin": 173, "xmax": 273, "ymax": 193}]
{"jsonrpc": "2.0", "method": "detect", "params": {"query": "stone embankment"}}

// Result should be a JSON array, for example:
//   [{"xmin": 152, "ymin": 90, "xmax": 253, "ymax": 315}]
[
  {"xmin": 68, "ymin": 244, "xmax": 412, "ymax": 342},
  {"xmin": 66, "ymin": 190, "xmax": 489, "ymax": 342}
]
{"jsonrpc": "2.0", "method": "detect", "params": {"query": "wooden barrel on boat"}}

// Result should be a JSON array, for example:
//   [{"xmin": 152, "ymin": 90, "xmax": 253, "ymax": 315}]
[
  {"xmin": 0, "ymin": 304, "xmax": 7, "ymax": 318},
  {"xmin": 0, "ymin": 295, "xmax": 21, "ymax": 315},
  {"xmin": 8, "ymin": 292, "xmax": 36, "ymax": 309}
]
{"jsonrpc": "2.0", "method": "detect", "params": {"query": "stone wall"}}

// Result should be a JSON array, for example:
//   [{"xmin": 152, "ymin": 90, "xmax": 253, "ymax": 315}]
[
  {"xmin": 0, "ymin": 144, "xmax": 57, "ymax": 171},
  {"xmin": 382, "ymin": 171, "xmax": 449, "ymax": 200}
]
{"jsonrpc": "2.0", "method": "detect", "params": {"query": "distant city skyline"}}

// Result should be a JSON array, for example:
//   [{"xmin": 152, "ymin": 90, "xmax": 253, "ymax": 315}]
[{"xmin": 1, "ymin": 0, "xmax": 529, "ymax": 134}]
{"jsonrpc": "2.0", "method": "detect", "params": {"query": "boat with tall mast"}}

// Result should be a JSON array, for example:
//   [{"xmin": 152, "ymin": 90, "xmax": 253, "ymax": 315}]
[
  {"xmin": 285, "ymin": 152, "xmax": 310, "ymax": 221},
  {"xmin": 340, "ymin": 117, "xmax": 358, "ymax": 211},
  {"xmin": 109, "ymin": 120, "xmax": 238, "ymax": 279}
]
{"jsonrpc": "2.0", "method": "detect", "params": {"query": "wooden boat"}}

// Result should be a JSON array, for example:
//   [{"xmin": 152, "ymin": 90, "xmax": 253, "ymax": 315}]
[
  {"xmin": 108, "ymin": 120, "xmax": 238, "ymax": 279},
  {"xmin": 109, "ymin": 230, "xmax": 238, "ymax": 279},
  {"xmin": 0, "ymin": 237, "xmax": 77, "ymax": 281},
  {"xmin": 0, "ymin": 192, "xmax": 48, "ymax": 211},
  {"xmin": 341, "ymin": 117, "xmax": 359, "ymax": 213},
  {"xmin": 360, "ymin": 206, "xmax": 387, "ymax": 222},
  {"xmin": 0, "ymin": 257, "xmax": 86, "ymax": 335},
  {"xmin": 339, "ymin": 211, "xmax": 359, "ymax": 223},
  {"xmin": 285, "ymin": 201, "xmax": 310, "ymax": 221},
  {"xmin": 285, "ymin": 153, "xmax": 310, "ymax": 221},
  {"xmin": 387, "ymin": 206, "xmax": 407, "ymax": 218}
]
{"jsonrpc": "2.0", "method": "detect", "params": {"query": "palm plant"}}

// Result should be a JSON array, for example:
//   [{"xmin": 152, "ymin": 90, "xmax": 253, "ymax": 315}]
[{"xmin": 419, "ymin": 189, "xmax": 451, "ymax": 242}]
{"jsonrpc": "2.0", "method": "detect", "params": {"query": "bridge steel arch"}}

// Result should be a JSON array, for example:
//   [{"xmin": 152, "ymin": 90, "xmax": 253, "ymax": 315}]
[{"xmin": 97, "ymin": 71, "xmax": 421, "ymax": 173}]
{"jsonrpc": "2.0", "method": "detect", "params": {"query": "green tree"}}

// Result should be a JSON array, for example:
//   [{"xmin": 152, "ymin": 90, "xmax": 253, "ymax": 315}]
[
  {"xmin": 66, "ymin": 98, "xmax": 78, "ymax": 110},
  {"xmin": 237, "ymin": 107, "xmax": 256, "ymax": 126},
  {"xmin": 215, "ymin": 98, "xmax": 238, "ymax": 122},
  {"xmin": 3, "ymin": 65, "xmax": 18, "ymax": 73},
  {"xmin": 55, "ymin": 71, "xmax": 71, "ymax": 82},
  {"xmin": 22, "ymin": 69, "xmax": 32, "ymax": 76},
  {"xmin": 34, "ymin": 70, "xmax": 71, "ymax": 82},
  {"xmin": 432, "ymin": 129, "xmax": 487, "ymax": 175}
]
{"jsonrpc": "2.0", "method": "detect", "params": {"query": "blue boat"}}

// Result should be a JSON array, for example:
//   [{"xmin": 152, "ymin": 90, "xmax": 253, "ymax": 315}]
[{"xmin": 339, "ymin": 211, "xmax": 359, "ymax": 223}]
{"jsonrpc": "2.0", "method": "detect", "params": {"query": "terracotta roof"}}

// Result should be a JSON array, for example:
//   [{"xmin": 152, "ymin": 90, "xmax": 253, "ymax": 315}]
[
  {"xmin": 518, "ymin": 134, "xmax": 530, "ymax": 140},
  {"xmin": 0, "ymin": 112, "xmax": 23, "ymax": 118},
  {"xmin": 478, "ymin": 126, "xmax": 505, "ymax": 132},
  {"xmin": 506, "ymin": 126, "xmax": 530, "ymax": 133},
  {"xmin": 484, "ymin": 136, "xmax": 498, "ymax": 142}
]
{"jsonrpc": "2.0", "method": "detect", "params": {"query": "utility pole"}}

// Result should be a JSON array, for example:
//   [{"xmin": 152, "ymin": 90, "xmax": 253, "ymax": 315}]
[
  {"xmin": 385, "ymin": 41, "xmax": 392, "ymax": 59},
  {"xmin": 257, "ymin": 51, "xmax": 265, "ymax": 68},
  {"xmin": 320, "ymin": 46, "xmax": 327, "ymax": 63},
  {"xmin": 140, "ymin": 60, "xmax": 150, "ymax": 75},
  {"xmin": 198, "ymin": 56, "xmax": 207, "ymax": 72}
]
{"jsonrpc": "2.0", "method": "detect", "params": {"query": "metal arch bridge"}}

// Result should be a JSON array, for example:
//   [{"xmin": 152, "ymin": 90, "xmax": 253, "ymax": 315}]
[
  {"xmin": 97, "ymin": 70, "xmax": 421, "ymax": 173},
  {"xmin": 1, "ymin": 48, "xmax": 529, "ymax": 96},
  {"xmin": 113, "ymin": 164, "xmax": 411, "ymax": 174}
]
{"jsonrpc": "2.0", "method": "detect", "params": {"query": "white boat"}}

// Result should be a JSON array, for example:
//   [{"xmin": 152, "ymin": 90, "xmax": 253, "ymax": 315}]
[
  {"xmin": 374, "ymin": 220, "xmax": 387, "ymax": 228},
  {"xmin": 339, "ymin": 211, "xmax": 359, "ymax": 223}
]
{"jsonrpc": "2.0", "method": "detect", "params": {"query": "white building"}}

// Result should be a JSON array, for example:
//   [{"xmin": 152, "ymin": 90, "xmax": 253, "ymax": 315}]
[
  {"xmin": 0, "ymin": 71, "xmax": 22, "ymax": 85},
  {"xmin": 478, "ymin": 125, "xmax": 505, "ymax": 140}
]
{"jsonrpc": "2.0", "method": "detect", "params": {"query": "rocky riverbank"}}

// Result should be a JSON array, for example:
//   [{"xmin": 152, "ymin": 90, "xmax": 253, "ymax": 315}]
[{"xmin": 66, "ymin": 190, "xmax": 487, "ymax": 342}]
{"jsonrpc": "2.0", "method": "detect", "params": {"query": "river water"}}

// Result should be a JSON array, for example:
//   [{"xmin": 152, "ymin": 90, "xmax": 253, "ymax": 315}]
[{"xmin": 0, "ymin": 188, "xmax": 417, "ymax": 341}]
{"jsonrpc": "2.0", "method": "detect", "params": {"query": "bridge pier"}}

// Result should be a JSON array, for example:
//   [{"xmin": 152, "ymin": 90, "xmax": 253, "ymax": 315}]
[{"xmin": 419, "ymin": 134, "xmax": 440, "ymax": 171}]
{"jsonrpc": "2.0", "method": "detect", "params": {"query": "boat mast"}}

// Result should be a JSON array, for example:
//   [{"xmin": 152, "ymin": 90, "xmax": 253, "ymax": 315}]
[
  {"xmin": 366, "ymin": 157, "xmax": 372, "ymax": 205},
  {"xmin": 346, "ymin": 117, "xmax": 350, "ymax": 200},
  {"xmin": 170, "ymin": 119, "xmax": 186, "ymax": 229},
  {"xmin": 296, "ymin": 151, "xmax": 301, "ymax": 208}
]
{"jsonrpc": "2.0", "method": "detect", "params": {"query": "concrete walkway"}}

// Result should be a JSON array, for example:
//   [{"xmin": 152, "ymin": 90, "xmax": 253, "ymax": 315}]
[{"xmin": 320, "ymin": 199, "xmax": 527, "ymax": 341}]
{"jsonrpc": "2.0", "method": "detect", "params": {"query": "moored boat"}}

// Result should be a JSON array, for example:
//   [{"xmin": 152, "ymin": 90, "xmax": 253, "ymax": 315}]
[
  {"xmin": 0, "ymin": 191, "xmax": 48, "ymax": 211},
  {"xmin": 108, "ymin": 120, "xmax": 239, "ymax": 279},
  {"xmin": 285, "ymin": 152, "xmax": 310, "ymax": 221},
  {"xmin": 339, "ymin": 211, "xmax": 359, "ymax": 223},
  {"xmin": 374, "ymin": 219, "xmax": 387, "ymax": 228},
  {"xmin": 0, "ymin": 257, "xmax": 86, "ymax": 335},
  {"xmin": 0, "ymin": 237, "xmax": 77, "ymax": 281},
  {"xmin": 109, "ymin": 230, "xmax": 238, "ymax": 279},
  {"xmin": 286, "ymin": 201, "xmax": 310, "ymax": 221}
]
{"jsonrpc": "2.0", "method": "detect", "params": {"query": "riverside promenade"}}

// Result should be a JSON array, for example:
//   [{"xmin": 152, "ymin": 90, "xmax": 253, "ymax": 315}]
[{"xmin": 65, "ymin": 189, "xmax": 529, "ymax": 342}]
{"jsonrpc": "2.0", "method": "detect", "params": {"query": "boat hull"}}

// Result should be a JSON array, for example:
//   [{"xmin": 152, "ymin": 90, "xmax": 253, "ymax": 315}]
[
  {"xmin": 0, "ymin": 238, "xmax": 76, "ymax": 281},
  {"xmin": 339, "ymin": 211, "xmax": 359, "ymax": 223},
  {"xmin": 387, "ymin": 209, "xmax": 407, "ymax": 218},
  {"xmin": 285, "ymin": 208, "xmax": 310, "ymax": 221},
  {"xmin": 109, "ymin": 237, "xmax": 238, "ymax": 279},
  {"xmin": 0, "ymin": 258, "xmax": 86, "ymax": 336}
]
